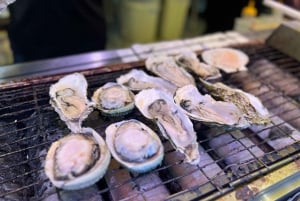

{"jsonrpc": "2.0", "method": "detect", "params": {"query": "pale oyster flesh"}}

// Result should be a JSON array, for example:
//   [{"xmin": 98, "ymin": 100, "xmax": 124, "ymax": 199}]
[
  {"xmin": 45, "ymin": 128, "xmax": 111, "ymax": 190},
  {"xmin": 49, "ymin": 73, "xmax": 93, "ymax": 132},
  {"xmin": 201, "ymin": 47, "xmax": 249, "ymax": 73},
  {"xmin": 200, "ymin": 79, "xmax": 270, "ymax": 125},
  {"xmin": 174, "ymin": 85, "xmax": 249, "ymax": 129},
  {"xmin": 135, "ymin": 88, "xmax": 200, "ymax": 165},
  {"xmin": 175, "ymin": 51, "xmax": 221, "ymax": 80},
  {"xmin": 53, "ymin": 134, "xmax": 99, "ymax": 180},
  {"xmin": 116, "ymin": 69, "xmax": 177, "ymax": 95},
  {"xmin": 106, "ymin": 119, "xmax": 164, "ymax": 173},
  {"xmin": 145, "ymin": 55, "xmax": 195, "ymax": 87},
  {"xmin": 92, "ymin": 82, "xmax": 135, "ymax": 116}
]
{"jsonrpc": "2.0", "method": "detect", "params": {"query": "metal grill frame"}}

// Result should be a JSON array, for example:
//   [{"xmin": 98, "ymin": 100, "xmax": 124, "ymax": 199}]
[{"xmin": 0, "ymin": 44, "xmax": 300, "ymax": 201}]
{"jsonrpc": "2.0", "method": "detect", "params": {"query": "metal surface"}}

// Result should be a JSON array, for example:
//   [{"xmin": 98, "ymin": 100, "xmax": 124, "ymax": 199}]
[
  {"xmin": 266, "ymin": 20, "xmax": 300, "ymax": 62},
  {"xmin": 0, "ymin": 44, "xmax": 300, "ymax": 201}
]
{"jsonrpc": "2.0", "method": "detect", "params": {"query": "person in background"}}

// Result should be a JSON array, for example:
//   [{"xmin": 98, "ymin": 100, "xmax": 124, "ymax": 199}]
[{"xmin": 7, "ymin": 0, "xmax": 106, "ymax": 63}]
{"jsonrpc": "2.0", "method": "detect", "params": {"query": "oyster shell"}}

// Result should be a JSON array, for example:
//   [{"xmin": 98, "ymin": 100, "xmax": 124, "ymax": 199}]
[
  {"xmin": 45, "ymin": 127, "xmax": 111, "ymax": 190},
  {"xmin": 145, "ymin": 55, "xmax": 195, "ymax": 87},
  {"xmin": 135, "ymin": 88, "xmax": 200, "ymax": 165},
  {"xmin": 174, "ymin": 85, "xmax": 249, "ymax": 129},
  {"xmin": 175, "ymin": 51, "xmax": 221, "ymax": 80},
  {"xmin": 49, "ymin": 73, "xmax": 94, "ymax": 132},
  {"xmin": 116, "ymin": 69, "xmax": 177, "ymax": 95},
  {"xmin": 105, "ymin": 119, "xmax": 164, "ymax": 173},
  {"xmin": 201, "ymin": 47, "xmax": 249, "ymax": 73},
  {"xmin": 92, "ymin": 82, "xmax": 135, "ymax": 116},
  {"xmin": 200, "ymin": 79, "xmax": 270, "ymax": 125}
]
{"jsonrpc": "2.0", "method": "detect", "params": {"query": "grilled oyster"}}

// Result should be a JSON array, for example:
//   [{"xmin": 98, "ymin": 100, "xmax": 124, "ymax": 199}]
[
  {"xmin": 105, "ymin": 119, "xmax": 164, "ymax": 173},
  {"xmin": 116, "ymin": 69, "xmax": 177, "ymax": 95},
  {"xmin": 175, "ymin": 51, "xmax": 221, "ymax": 80},
  {"xmin": 145, "ymin": 55, "xmax": 195, "ymax": 87},
  {"xmin": 45, "ymin": 127, "xmax": 111, "ymax": 190},
  {"xmin": 174, "ymin": 85, "xmax": 249, "ymax": 129},
  {"xmin": 135, "ymin": 88, "xmax": 200, "ymax": 165},
  {"xmin": 49, "ymin": 73, "xmax": 93, "ymax": 132},
  {"xmin": 200, "ymin": 79, "xmax": 270, "ymax": 125},
  {"xmin": 92, "ymin": 82, "xmax": 135, "ymax": 116},
  {"xmin": 201, "ymin": 47, "xmax": 249, "ymax": 73}
]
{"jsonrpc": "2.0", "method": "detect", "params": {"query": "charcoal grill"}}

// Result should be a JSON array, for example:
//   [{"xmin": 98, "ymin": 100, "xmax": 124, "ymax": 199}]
[{"xmin": 0, "ymin": 44, "xmax": 300, "ymax": 201}]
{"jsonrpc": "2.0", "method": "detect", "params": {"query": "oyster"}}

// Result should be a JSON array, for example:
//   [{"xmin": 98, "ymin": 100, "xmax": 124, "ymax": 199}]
[
  {"xmin": 105, "ymin": 119, "xmax": 164, "ymax": 173},
  {"xmin": 45, "ymin": 127, "xmax": 111, "ymax": 190},
  {"xmin": 200, "ymin": 79, "xmax": 270, "ymax": 125},
  {"xmin": 145, "ymin": 55, "xmax": 195, "ymax": 87},
  {"xmin": 175, "ymin": 51, "xmax": 221, "ymax": 80},
  {"xmin": 116, "ymin": 69, "xmax": 177, "ymax": 95},
  {"xmin": 201, "ymin": 47, "xmax": 249, "ymax": 73},
  {"xmin": 135, "ymin": 88, "xmax": 200, "ymax": 165},
  {"xmin": 92, "ymin": 82, "xmax": 135, "ymax": 116},
  {"xmin": 49, "ymin": 73, "xmax": 94, "ymax": 132},
  {"xmin": 174, "ymin": 85, "xmax": 249, "ymax": 129}
]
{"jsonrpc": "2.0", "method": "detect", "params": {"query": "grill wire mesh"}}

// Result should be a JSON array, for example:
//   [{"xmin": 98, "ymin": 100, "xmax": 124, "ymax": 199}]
[{"xmin": 0, "ymin": 44, "xmax": 300, "ymax": 201}]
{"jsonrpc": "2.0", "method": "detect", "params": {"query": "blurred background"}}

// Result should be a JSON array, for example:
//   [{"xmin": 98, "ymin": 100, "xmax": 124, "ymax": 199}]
[{"xmin": 0, "ymin": 0, "xmax": 284, "ymax": 66}]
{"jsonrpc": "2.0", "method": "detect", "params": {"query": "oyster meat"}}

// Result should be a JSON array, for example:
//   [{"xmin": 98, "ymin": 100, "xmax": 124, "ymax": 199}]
[
  {"xmin": 135, "ymin": 88, "xmax": 200, "ymax": 165},
  {"xmin": 175, "ymin": 51, "xmax": 221, "ymax": 80},
  {"xmin": 145, "ymin": 55, "xmax": 195, "ymax": 87},
  {"xmin": 200, "ymin": 79, "xmax": 270, "ymax": 125},
  {"xmin": 45, "ymin": 127, "xmax": 111, "ymax": 190},
  {"xmin": 201, "ymin": 47, "xmax": 249, "ymax": 73},
  {"xmin": 105, "ymin": 119, "xmax": 164, "ymax": 173},
  {"xmin": 49, "ymin": 73, "xmax": 94, "ymax": 132},
  {"xmin": 174, "ymin": 85, "xmax": 249, "ymax": 129},
  {"xmin": 92, "ymin": 82, "xmax": 135, "ymax": 116},
  {"xmin": 116, "ymin": 69, "xmax": 177, "ymax": 95}
]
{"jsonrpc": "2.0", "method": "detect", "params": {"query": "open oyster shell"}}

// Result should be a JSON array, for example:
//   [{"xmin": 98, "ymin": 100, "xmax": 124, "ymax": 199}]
[
  {"xmin": 174, "ymin": 85, "xmax": 249, "ymax": 129},
  {"xmin": 201, "ymin": 47, "xmax": 249, "ymax": 73},
  {"xmin": 145, "ymin": 55, "xmax": 195, "ymax": 87},
  {"xmin": 105, "ymin": 119, "xmax": 164, "ymax": 173},
  {"xmin": 45, "ymin": 127, "xmax": 111, "ymax": 190},
  {"xmin": 135, "ymin": 88, "xmax": 200, "ymax": 165},
  {"xmin": 175, "ymin": 51, "xmax": 221, "ymax": 80},
  {"xmin": 49, "ymin": 73, "xmax": 94, "ymax": 133},
  {"xmin": 116, "ymin": 69, "xmax": 177, "ymax": 95},
  {"xmin": 200, "ymin": 79, "xmax": 270, "ymax": 125},
  {"xmin": 92, "ymin": 82, "xmax": 135, "ymax": 116}
]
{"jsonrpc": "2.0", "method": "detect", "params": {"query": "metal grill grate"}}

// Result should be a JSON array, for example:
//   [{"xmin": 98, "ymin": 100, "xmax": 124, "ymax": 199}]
[{"xmin": 0, "ymin": 44, "xmax": 300, "ymax": 201}]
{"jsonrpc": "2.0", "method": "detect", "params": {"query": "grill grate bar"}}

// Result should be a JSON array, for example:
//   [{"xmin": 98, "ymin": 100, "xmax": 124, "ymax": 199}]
[{"xmin": 0, "ymin": 44, "xmax": 300, "ymax": 201}]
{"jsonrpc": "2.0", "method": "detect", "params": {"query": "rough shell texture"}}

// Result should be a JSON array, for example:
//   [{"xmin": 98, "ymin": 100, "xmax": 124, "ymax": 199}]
[
  {"xmin": 201, "ymin": 47, "xmax": 249, "ymax": 73},
  {"xmin": 175, "ymin": 51, "xmax": 221, "ymax": 80},
  {"xmin": 49, "ymin": 73, "xmax": 93, "ymax": 132},
  {"xmin": 135, "ymin": 88, "xmax": 200, "ymax": 165},
  {"xmin": 200, "ymin": 79, "xmax": 270, "ymax": 125},
  {"xmin": 105, "ymin": 119, "xmax": 164, "ymax": 173},
  {"xmin": 145, "ymin": 55, "xmax": 195, "ymax": 87},
  {"xmin": 45, "ymin": 127, "xmax": 111, "ymax": 190},
  {"xmin": 116, "ymin": 69, "xmax": 177, "ymax": 95},
  {"xmin": 174, "ymin": 85, "xmax": 249, "ymax": 129},
  {"xmin": 92, "ymin": 82, "xmax": 135, "ymax": 116}
]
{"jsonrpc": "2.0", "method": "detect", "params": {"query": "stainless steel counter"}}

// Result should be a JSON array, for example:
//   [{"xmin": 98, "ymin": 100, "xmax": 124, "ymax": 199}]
[{"xmin": 0, "ymin": 31, "xmax": 254, "ymax": 83}]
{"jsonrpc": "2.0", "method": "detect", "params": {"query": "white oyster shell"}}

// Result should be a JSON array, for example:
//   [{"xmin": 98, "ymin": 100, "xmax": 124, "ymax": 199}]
[
  {"xmin": 45, "ymin": 127, "xmax": 111, "ymax": 190},
  {"xmin": 175, "ymin": 51, "xmax": 221, "ymax": 80},
  {"xmin": 174, "ymin": 85, "xmax": 249, "ymax": 129},
  {"xmin": 200, "ymin": 79, "xmax": 270, "ymax": 125},
  {"xmin": 49, "ymin": 73, "xmax": 94, "ymax": 133},
  {"xmin": 201, "ymin": 47, "xmax": 249, "ymax": 73},
  {"xmin": 92, "ymin": 82, "xmax": 135, "ymax": 116},
  {"xmin": 116, "ymin": 69, "xmax": 177, "ymax": 95},
  {"xmin": 145, "ymin": 55, "xmax": 195, "ymax": 87},
  {"xmin": 105, "ymin": 119, "xmax": 164, "ymax": 173},
  {"xmin": 135, "ymin": 88, "xmax": 200, "ymax": 165}
]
